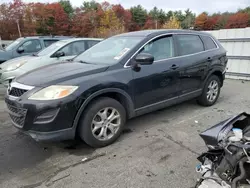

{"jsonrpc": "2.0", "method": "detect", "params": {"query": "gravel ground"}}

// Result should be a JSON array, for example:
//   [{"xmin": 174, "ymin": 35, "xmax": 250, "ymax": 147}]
[{"xmin": 0, "ymin": 79, "xmax": 250, "ymax": 188}]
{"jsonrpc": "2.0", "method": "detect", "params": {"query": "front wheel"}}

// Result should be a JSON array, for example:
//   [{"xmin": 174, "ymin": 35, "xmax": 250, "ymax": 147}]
[
  {"xmin": 78, "ymin": 97, "xmax": 126, "ymax": 148},
  {"xmin": 197, "ymin": 75, "xmax": 221, "ymax": 106}
]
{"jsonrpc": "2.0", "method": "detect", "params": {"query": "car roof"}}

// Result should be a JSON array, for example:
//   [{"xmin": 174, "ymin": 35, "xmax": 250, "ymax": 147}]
[
  {"xmin": 58, "ymin": 38, "xmax": 103, "ymax": 43},
  {"xmin": 21, "ymin": 36, "xmax": 73, "ymax": 40},
  {"xmin": 116, "ymin": 29, "xmax": 212, "ymax": 38}
]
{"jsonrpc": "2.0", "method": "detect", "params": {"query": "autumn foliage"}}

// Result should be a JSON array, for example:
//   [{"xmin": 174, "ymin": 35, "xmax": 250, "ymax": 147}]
[{"xmin": 0, "ymin": 0, "xmax": 250, "ymax": 40}]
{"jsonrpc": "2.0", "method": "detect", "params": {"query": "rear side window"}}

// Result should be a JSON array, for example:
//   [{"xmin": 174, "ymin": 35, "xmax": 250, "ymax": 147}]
[
  {"xmin": 176, "ymin": 35, "xmax": 204, "ymax": 56},
  {"xmin": 87, "ymin": 40, "xmax": 100, "ymax": 49},
  {"xmin": 72, "ymin": 41, "xmax": 86, "ymax": 55},
  {"xmin": 201, "ymin": 36, "xmax": 217, "ymax": 50},
  {"xmin": 44, "ymin": 40, "xmax": 58, "ymax": 47}
]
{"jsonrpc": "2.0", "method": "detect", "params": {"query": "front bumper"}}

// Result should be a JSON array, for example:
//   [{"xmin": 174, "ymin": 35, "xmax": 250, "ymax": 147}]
[
  {"xmin": 5, "ymin": 92, "xmax": 80, "ymax": 142},
  {"xmin": 0, "ymin": 69, "xmax": 25, "ymax": 87}
]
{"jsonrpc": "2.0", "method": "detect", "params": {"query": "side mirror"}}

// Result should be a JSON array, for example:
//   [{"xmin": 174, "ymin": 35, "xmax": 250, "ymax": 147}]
[
  {"xmin": 53, "ymin": 51, "xmax": 65, "ymax": 58},
  {"xmin": 17, "ymin": 47, "xmax": 24, "ymax": 53},
  {"xmin": 134, "ymin": 53, "xmax": 154, "ymax": 66}
]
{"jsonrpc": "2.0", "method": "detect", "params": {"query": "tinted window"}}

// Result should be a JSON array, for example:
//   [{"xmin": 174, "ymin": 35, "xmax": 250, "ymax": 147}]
[
  {"xmin": 201, "ymin": 36, "xmax": 217, "ymax": 50},
  {"xmin": 72, "ymin": 41, "xmax": 86, "ymax": 55},
  {"xmin": 87, "ymin": 40, "xmax": 100, "ymax": 48},
  {"xmin": 176, "ymin": 35, "xmax": 204, "ymax": 56},
  {"xmin": 44, "ymin": 40, "xmax": 58, "ymax": 47},
  {"xmin": 19, "ymin": 39, "xmax": 42, "ymax": 53},
  {"xmin": 139, "ymin": 36, "xmax": 174, "ymax": 61}
]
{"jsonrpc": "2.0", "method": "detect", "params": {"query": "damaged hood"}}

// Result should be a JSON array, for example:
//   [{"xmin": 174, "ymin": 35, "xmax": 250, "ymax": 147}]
[{"xmin": 16, "ymin": 61, "xmax": 109, "ymax": 87}]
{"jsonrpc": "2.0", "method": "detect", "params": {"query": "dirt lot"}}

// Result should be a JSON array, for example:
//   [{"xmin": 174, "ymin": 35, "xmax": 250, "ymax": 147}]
[{"xmin": 0, "ymin": 79, "xmax": 250, "ymax": 188}]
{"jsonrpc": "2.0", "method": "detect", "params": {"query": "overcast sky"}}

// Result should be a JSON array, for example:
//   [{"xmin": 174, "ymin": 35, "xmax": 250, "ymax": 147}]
[{"xmin": 2, "ymin": 0, "xmax": 250, "ymax": 14}]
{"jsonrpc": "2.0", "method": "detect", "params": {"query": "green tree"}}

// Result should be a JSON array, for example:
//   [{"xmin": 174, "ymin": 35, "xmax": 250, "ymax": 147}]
[
  {"xmin": 149, "ymin": 7, "xmax": 167, "ymax": 28},
  {"xmin": 181, "ymin": 9, "xmax": 196, "ymax": 29},
  {"xmin": 59, "ymin": 0, "xmax": 73, "ymax": 16},
  {"xmin": 82, "ymin": 0, "xmax": 99, "ymax": 12},
  {"xmin": 130, "ymin": 5, "xmax": 147, "ymax": 28}
]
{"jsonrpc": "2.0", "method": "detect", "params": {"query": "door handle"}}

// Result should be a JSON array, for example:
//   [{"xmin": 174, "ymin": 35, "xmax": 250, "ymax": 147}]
[{"xmin": 170, "ymin": 64, "xmax": 179, "ymax": 70}]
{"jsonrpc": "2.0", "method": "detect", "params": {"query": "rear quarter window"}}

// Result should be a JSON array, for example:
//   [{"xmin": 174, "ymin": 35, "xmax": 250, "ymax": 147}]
[
  {"xmin": 201, "ymin": 36, "xmax": 217, "ymax": 50},
  {"xmin": 176, "ymin": 35, "xmax": 204, "ymax": 56},
  {"xmin": 44, "ymin": 40, "xmax": 59, "ymax": 47},
  {"xmin": 87, "ymin": 40, "xmax": 100, "ymax": 49}
]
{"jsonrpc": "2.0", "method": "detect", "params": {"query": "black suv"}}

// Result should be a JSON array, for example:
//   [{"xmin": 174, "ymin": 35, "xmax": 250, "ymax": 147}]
[
  {"xmin": 5, "ymin": 30, "xmax": 227, "ymax": 147},
  {"xmin": 0, "ymin": 36, "xmax": 72, "ymax": 63}
]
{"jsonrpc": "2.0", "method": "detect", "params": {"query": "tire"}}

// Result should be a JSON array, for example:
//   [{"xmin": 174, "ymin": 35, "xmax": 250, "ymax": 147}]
[
  {"xmin": 78, "ymin": 97, "xmax": 126, "ymax": 148},
  {"xmin": 197, "ymin": 75, "xmax": 221, "ymax": 106}
]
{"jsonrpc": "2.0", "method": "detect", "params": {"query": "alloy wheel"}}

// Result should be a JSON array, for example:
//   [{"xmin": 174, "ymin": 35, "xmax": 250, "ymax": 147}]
[
  {"xmin": 91, "ymin": 107, "xmax": 121, "ymax": 141},
  {"xmin": 207, "ymin": 80, "xmax": 219, "ymax": 102}
]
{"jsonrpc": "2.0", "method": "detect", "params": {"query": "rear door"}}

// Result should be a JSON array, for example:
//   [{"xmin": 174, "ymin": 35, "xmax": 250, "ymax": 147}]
[
  {"xmin": 174, "ymin": 34, "xmax": 208, "ymax": 94},
  {"xmin": 131, "ymin": 35, "xmax": 181, "ymax": 110}
]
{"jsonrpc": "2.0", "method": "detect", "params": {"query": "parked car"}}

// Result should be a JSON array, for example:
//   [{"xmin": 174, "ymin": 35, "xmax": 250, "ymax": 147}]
[
  {"xmin": 0, "ymin": 38, "xmax": 102, "ymax": 87},
  {"xmin": 5, "ymin": 30, "xmax": 228, "ymax": 147},
  {"xmin": 0, "ymin": 36, "xmax": 72, "ymax": 63}
]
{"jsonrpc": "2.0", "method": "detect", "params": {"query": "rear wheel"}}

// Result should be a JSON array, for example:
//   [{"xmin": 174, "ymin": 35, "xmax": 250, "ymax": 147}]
[
  {"xmin": 197, "ymin": 75, "xmax": 221, "ymax": 106},
  {"xmin": 78, "ymin": 97, "xmax": 126, "ymax": 148}
]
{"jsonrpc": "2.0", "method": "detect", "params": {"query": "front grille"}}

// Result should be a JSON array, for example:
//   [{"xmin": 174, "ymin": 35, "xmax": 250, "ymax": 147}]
[
  {"xmin": 9, "ymin": 87, "xmax": 28, "ymax": 97},
  {"xmin": 6, "ymin": 102, "xmax": 27, "ymax": 128}
]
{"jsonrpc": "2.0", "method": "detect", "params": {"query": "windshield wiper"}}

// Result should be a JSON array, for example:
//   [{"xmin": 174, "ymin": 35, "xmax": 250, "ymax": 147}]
[{"xmin": 32, "ymin": 53, "xmax": 38, "ymax": 56}]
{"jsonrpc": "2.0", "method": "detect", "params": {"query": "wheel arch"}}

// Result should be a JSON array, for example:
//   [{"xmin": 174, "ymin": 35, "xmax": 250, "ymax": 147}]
[
  {"xmin": 73, "ymin": 88, "xmax": 135, "ymax": 131},
  {"xmin": 205, "ymin": 68, "xmax": 224, "ymax": 87}
]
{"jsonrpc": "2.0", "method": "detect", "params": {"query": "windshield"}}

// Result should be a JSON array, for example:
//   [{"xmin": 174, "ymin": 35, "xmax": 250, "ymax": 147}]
[
  {"xmin": 37, "ymin": 41, "xmax": 68, "ymax": 56},
  {"xmin": 74, "ymin": 36, "xmax": 144, "ymax": 65},
  {"xmin": 5, "ymin": 38, "xmax": 23, "ymax": 51}
]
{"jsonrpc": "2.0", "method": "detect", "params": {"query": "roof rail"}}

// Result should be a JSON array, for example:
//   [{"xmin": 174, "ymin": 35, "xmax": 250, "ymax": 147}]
[{"xmin": 23, "ymin": 35, "xmax": 74, "ymax": 38}]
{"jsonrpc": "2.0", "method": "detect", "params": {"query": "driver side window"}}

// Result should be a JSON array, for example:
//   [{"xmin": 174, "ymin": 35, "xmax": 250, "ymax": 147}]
[
  {"xmin": 19, "ymin": 40, "xmax": 42, "ymax": 53},
  {"xmin": 58, "ymin": 43, "xmax": 74, "ymax": 56},
  {"xmin": 139, "ymin": 36, "xmax": 174, "ymax": 61}
]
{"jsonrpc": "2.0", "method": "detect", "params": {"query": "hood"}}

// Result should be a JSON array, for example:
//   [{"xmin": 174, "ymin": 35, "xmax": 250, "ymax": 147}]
[
  {"xmin": 0, "ymin": 50, "xmax": 11, "ymax": 62},
  {"xmin": 0, "ymin": 56, "xmax": 38, "ymax": 70},
  {"xmin": 16, "ymin": 62, "xmax": 109, "ymax": 86}
]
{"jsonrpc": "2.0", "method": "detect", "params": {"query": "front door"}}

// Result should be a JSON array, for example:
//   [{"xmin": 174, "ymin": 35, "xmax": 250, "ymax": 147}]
[
  {"xmin": 131, "ymin": 35, "xmax": 181, "ymax": 110},
  {"xmin": 14, "ymin": 39, "xmax": 42, "ymax": 57}
]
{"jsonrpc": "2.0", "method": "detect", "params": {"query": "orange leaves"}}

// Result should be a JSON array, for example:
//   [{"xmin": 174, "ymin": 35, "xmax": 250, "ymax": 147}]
[
  {"xmin": 226, "ymin": 13, "xmax": 249, "ymax": 29},
  {"xmin": 195, "ymin": 13, "xmax": 208, "ymax": 30}
]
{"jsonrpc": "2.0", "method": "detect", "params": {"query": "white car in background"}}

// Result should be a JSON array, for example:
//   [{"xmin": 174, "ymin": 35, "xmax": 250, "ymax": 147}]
[{"xmin": 0, "ymin": 38, "xmax": 102, "ymax": 87}]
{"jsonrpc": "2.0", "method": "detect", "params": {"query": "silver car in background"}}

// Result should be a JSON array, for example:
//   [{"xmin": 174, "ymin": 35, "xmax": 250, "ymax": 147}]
[{"xmin": 0, "ymin": 38, "xmax": 102, "ymax": 87}]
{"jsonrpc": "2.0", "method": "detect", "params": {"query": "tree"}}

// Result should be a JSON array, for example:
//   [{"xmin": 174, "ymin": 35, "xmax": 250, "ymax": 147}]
[
  {"xmin": 130, "ymin": 5, "xmax": 147, "ymax": 29},
  {"xmin": 149, "ymin": 7, "xmax": 167, "ymax": 28},
  {"xmin": 226, "ymin": 12, "xmax": 249, "ymax": 28},
  {"xmin": 181, "ymin": 9, "xmax": 195, "ymax": 29},
  {"xmin": 59, "ymin": 0, "xmax": 73, "ymax": 16},
  {"xmin": 204, "ymin": 16, "xmax": 219, "ymax": 30},
  {"xmin": 98, "ymin": 9, "xmax": 123, "ymax": 37},
  {"xmin": 112, "ymin": 4, "xmax": 132, "ymax": 31},
  {"xmin": 82, "ymin": 0, "xmax": 99, "ymax": 12},
  {"xmin": 195, "ymin": 13, "xmax": 208, "ymax": 30},
  {"xmin": 143, "ymin": 16, "xmax": 155, "ymax": 29},
  {"xmin": 162, "ymin": 15, "xmax": 181, "ymax": 29}
]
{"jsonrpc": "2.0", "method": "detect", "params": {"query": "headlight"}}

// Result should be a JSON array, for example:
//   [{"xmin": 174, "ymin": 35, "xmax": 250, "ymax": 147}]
[
  {"xmin": 28, "ymin": 85, "xmax": 78, "ymax": 100},
  {"xmin": 6, "ymin": 61, "xmax": 27, "ymax": 71}
]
